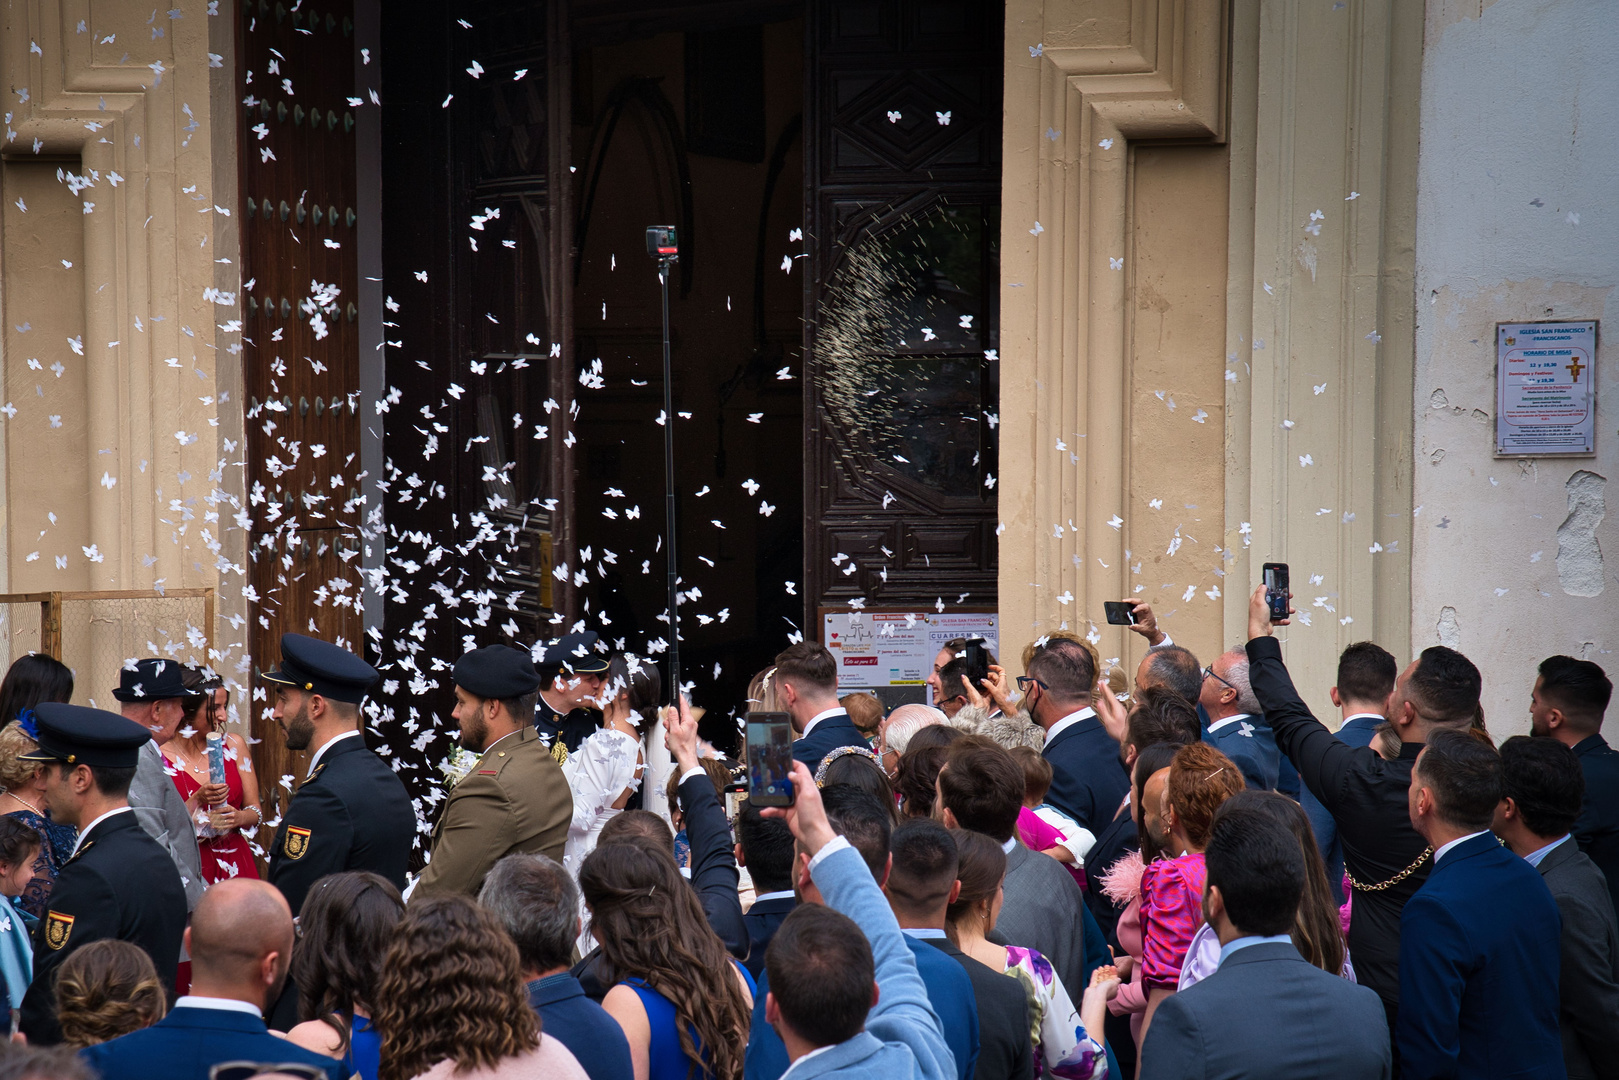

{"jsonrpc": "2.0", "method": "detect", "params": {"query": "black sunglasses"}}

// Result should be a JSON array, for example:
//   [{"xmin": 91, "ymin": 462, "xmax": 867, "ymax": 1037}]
[{"xmin": 1016, "ymin": 676, "xmax": 1048, "ymax": 693}]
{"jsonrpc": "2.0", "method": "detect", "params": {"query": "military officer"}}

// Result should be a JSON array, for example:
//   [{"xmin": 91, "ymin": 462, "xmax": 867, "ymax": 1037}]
[
  {"xmin": 533, "ymin": 631, "xmax": 610, "ymax": 761},
  {"xmin": 413, "ymin": 645, "xmax": 573, "ymax": 898},
  {"xmin": 262, "ymin": 634, "xmax": 414, "ymax": 917},
  {"xmin": 18, "ymin": 704, "xmax": 187, "ymax": 1045}
]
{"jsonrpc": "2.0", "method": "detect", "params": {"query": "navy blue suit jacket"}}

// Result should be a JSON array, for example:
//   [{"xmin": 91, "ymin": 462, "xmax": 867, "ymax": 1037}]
[
  {"xmin": 1303, "ymin": 714, "xmax": 1382, "ymax": 905},
  {"xmin": 1040, "ymin": 712, "xmax": 1130, "ymax": 834},
  {"xmin": 745, "ymin": 934, "xmax": 980, "ymax": 1080},
  {"xmin": 791, "ymin": 712, "xmax": 869, "ymax": 773},
  {"xmin": 81, "ymin": 1006, "xmax": 345, "ymax": 1080},
  {"xmin": 742, "ymin": 893, "xmax": 797, "ymax": 979},
  {"xmin": 528, "ymin": 973, "xmax": 633, "ymax": 1080},
  {"xmin": 1204, "ymin": 715, "xmax": 1281, "ymax": 790},
  {"xmin": 1397, "ymin": 833, "xmax": 1564, "ymax": 1080},
  {"xmin": 1573, "ymin": 733, "xmax": 1619, "ymax": 915}
]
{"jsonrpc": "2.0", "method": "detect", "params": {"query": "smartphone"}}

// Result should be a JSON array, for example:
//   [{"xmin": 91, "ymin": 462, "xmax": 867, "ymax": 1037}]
[
  {"xmin": 746, "ymin": 711, "xmax": 795, "ymax": 807},
  {"xmin": 962, "ymin": 639, "xmax": 990, "ymax": 689},
  {"xmin": 1263, "ymin": 562, "xmax": 1291, "ymax": 623},
  {"xmin": 1103, "ymin": 601, "xmax": 1137, "ymax": 626}
]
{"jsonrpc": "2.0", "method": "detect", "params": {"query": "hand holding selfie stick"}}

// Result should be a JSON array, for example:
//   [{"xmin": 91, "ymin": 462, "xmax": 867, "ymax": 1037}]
[{"xmin": 648, "ymin": 225, "xmax": 682, "ymax": 707}]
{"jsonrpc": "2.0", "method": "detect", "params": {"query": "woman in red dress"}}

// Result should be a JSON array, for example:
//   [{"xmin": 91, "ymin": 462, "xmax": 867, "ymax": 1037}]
[{"xmin": 159, "ymin": 672, "xmax": 262, "ymax": 883}]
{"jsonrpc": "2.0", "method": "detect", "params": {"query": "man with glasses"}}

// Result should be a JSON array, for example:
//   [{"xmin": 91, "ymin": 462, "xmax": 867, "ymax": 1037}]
[
  {"xmin": 1027, "ymin": 641, "xmax": 1130, "ymax": 834},
  {"xmin": 1198, "ymin": 649, "xmax": 1282, "ymax": 791}
]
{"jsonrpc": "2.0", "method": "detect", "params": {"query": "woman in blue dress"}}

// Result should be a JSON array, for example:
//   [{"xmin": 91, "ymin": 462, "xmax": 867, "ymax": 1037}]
[
  {"xmin": 0, "ymin": 653, "xmax": 78, "ymax": 918},
  {"xmin": 580, "ymin": 842, "xmax": 753, "ymax": 1080},
  {"xmin": 282, "ymin": 871, "xmax": 405, "ymax": 1080}
]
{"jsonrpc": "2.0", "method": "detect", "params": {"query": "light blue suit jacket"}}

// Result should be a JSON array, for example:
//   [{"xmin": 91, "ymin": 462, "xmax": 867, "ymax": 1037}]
[{"xmin": 784, "ymin": 843, "xmax": 954, "ymax": 1080}]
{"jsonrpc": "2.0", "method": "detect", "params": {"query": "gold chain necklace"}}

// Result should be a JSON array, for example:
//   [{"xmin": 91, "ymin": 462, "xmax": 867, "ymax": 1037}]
[{"xmin": 1346, "ymin": 847, "xmax": 1432, "ymax": 892}]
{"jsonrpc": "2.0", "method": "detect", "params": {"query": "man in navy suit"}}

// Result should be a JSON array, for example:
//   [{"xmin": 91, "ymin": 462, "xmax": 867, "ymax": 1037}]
[
  {"xmin": 1030, "ymin": 639, "xmax": 1130, "ymax": 834},
  {"xmin": 1530, "ymin": 655, "xmax": 1619, "ymax": 912},
  {"xmin": 737, "ymin": 799, "xmax": 798, "ymax": 978},
  {"xmin": 479, "ymin": 853, "xmax": 633, "ymax": 1080},
  {"xmin": 1399, "ymin": 730, "xmax": 1564, "ymax": 1080},
  {"xmin": 1198, "ymin": 648, "xmax": 1282, "ymax": 791},
  {"xmin": 1306, "ymin": 642, "xmax": 1399, "ymax": 904},
  {"xmin": 776, "ymin": 643, "xmax": 869, "ymax": 773},
  {"xmin": 1141, "ymin": 793, "xmax": 1390, "ymax": 1079},
  {"xmin": 81, "ymin": 878, "xmax": 344, "ymax": 1080}
]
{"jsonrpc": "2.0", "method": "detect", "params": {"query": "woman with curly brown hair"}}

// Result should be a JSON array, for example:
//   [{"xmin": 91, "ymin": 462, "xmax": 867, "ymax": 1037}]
[
  {"xmin": 372, "ymin": 894, "xmax": 587, "ymax": 1080},
  {"xmin": 579, "ymin": 842, "xmax": 753, "ymax": 1080},
  {"xmin": 282, "ymin": 872, "xmax": 405, "ymax": 1080},
  {"xmin": 54, "ymin": 939, "xmax": 167, "ymax": 1049}
]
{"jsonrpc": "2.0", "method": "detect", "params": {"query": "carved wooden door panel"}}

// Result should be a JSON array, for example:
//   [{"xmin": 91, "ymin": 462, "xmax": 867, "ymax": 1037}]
[
  {"xmin": 237, "ymin": 0, "xmax": 363, "ymax": 814},
  {"xmin": 804, "ymin": 0, "xmax": 1002, "ymax": 617}
]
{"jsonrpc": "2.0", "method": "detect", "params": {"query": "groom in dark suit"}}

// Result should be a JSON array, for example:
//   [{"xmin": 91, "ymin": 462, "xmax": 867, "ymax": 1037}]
[
  {"xmin": 1030, "ymin": 639, "xmax": 1130, "ymax": 834},
  {"xmin": 776, "ymin": 643, "xmax": 868, "ymax": 773},
  {"xmin": 1400, "ymin": 730, "xmax": 1564, "ymax": 1080},
  {"xmin": 1140, "ymin": 792, "xmax": 1390, "ymax": 1080}
]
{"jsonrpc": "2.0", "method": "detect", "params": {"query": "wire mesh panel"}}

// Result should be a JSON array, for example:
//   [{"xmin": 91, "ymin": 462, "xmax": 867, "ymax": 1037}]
[{"xmin": 0, "ymin": 601, "xmax": 45, "ymax": 672}]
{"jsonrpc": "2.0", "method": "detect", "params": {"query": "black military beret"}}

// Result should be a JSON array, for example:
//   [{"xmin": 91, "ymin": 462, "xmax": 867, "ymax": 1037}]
[
  {"xmin": 111, "ymin": 658, "xmax": 202, "ymax": 703},
  {"xmin": 261, "ymin": 633, "xmax": 378, "ymax": 704},
  {"xmin": 19, "ymin": 703, "xmax": 153, "ymax": 769},
  {"xmin": 453, "ymin": 645, "xmax": 543, "ymax": 699},
  {"xmin": 539, "ymin": 631, "xmax": 610, "ymax": 675}
]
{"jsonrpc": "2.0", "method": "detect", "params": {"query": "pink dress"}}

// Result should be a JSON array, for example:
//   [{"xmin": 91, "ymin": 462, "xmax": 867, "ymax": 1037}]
[
  {"xmin": 1101, "ymin": 851, "xmax": 1148, "ymax": 1044},
  {"xmin": 1138, "ymin": 852, "xmax": 1207, "ymax": 990}
]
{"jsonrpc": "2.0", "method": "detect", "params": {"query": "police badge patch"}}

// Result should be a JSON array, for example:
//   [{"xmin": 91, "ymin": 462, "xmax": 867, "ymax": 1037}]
[
  {"xmin": 284, "ymin": 826, "xmax": 312, "ymax": 860},
  {"xmin": 44, "ymin": 911, "xmax": 74, "ymax": 950}
]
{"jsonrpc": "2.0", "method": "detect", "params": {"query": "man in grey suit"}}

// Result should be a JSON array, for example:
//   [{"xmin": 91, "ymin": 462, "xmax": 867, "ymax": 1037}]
[
  {"xmin": 1497, "ymin": 737, "xmax": 1619, "ymax": 1080},
  {"xmin": 936, "ymin": 734, "xmax": 1089, "ymax": 1001},
  {"xmin": 1140, "ymin": 795, "xmax": 1390, "ymax": 1080},
  {"xmin": 116, "ymin": 659, "xmax": 206, "ymax": 910}
]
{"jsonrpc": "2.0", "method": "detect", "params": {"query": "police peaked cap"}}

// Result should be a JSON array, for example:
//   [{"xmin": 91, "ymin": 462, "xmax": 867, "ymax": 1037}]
[
  {"xmin": 19, "ymin": 703, "xmax": 153, "ymax": 769},
  {"xmin": 454, "ymin": 645, "xmax": 543, "ymax": 700},
  {"xmin": 537, "ymin": 631, "xmax": 611, "ymax": 675},
  {"xmin": 260, "ymin": 633, "xmax": 378, "ymax": 704}
]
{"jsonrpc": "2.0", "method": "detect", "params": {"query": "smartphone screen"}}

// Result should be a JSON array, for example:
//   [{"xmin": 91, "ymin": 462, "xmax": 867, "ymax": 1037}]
[
  {"xmin": 746, "ymin": 712, "xmax": 795, "ymax": 807},
  {"xmin": 1103, "ymin": 601, "xmax": 1136, "ymax": 626},
  {"xmin": 962, "ymin": 640, "xmax": 989, "ymax": 688},
  {"xmin": 1263, "ymin": 563, "xmax": 1290, "ymax": 622}
]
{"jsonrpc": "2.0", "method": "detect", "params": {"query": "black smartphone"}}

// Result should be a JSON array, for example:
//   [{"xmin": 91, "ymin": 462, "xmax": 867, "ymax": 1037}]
[
  {"xmin": 1263, "ymin": 562, "xmax": 1291, "ymax": 623},
  {"xmin": 745, "ymin": 711, "xmax": 795, "ymax": 807},
  {"xmin": 1103, "ymin": 601, "xmax": 1137, "ymax": 626},
  {"xmin": 962, "ymin": 639, "xmax": 990, "ymax": 688}
]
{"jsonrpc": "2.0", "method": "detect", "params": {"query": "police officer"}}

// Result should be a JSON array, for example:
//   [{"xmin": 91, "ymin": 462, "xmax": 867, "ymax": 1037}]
[
  {"xmin": 18, "ymin": 704, "xmax": 187, "ymax": 1045},
  {"xmin": 533, "ymin": 631, "xmax": 610, "ymax": 762},
  {"xmin": 262, "ymin": 634, "xmax": 414, "ymax": 916},
  {"xmin": 413, "ymin": 645, "xmax": 572, "ymax": 898}
]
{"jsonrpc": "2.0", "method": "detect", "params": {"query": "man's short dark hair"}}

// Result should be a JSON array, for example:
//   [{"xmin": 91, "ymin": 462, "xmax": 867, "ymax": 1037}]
[
  {"xmin": 1538, "ymin": 656, "xmax": 1612, "ymax": 731},
  {"xmin": 738, "ymin": 800, "xmax": 797, "ymax": 893},
  {"xmin": 57, "ymin": 762, "xmax": 136, "ymax": 800},
  {"xmin": 1141, "ymin": 646, "xmax": 1202, "ymax": 705},
  {"xmin": 765, "ymin": 904, "xmax": 873, "ymax": 1048},
  {"xmin": 938, "ymin": 659, "xmax": 969, "ymax": 703},
  {"xmin": 1337, "ymin": 642, "xmax": 1397, "ymax": 706},
  {"xmin": 937, "ymin": 736, "xmax": 1023, "ymax": 843},
  {"xmin": 773, "ymin": 643, "xmax": 838, "ymax": 695},
  {"xmin": 499, "ymin": 689, "xmax": 540, "ymax": 725},
  {"xmin": 1126, "ymin": 686, "xmax": 1200, "ymax": 751},
  {"xmin": 1409, "ymin": 647, "xmax": 1483, "ymax": 724},
  {"xmin": 478, "ymin": 854, "xmax": 577, "ymax": 974},
  {"xmin": 1025, "ymin": 639, "xmax": 1096, "ymax": 703},
  {"xmin": 887, "ymin": 818, "xmax": 959, "ymax": 918},
  {"xmin": 821, "ymin": 784, "xmax": 893, "ymax": 883},
  {"xmin": 1418, "ymin": 729, "xmax": 1503, "ymax": 831},
  {"xmin": 1500, "ymin": 736, "xmax": 1585, "ymax": 839},
  {"xmin": 1205, "ymin": 800, "xmax": 1305, "ymax": 936}
]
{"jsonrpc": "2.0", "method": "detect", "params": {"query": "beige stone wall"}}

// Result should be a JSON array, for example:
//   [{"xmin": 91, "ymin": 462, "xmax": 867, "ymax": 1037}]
[{"xmin": 0, "ymin": 3, "xmax": 245, "ymax": 705}]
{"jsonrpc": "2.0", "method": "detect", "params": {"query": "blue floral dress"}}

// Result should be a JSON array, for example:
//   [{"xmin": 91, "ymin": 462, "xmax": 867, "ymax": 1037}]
[{"xmin": 1005, "ymin": 945, "xmax": 1107, "ymax": 1079}]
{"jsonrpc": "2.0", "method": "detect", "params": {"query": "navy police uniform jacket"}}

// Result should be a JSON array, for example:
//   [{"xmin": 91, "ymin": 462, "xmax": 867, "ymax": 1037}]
[
  {"xmin": 20, "ymin": 810, "xmax": 186, "ymax": 1045},
  {"xmin": 267, "ymin": 733, "xmax": 414, "ymax": 919},
  {"xmin": 533, "ymin": 695, "xmax": 599, "ymax": 760}
]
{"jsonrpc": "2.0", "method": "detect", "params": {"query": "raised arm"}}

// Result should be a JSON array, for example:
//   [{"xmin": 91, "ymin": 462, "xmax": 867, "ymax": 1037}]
[{"xmin": 666, "ymin": 698, "xmax": 748, "ymax": 960}]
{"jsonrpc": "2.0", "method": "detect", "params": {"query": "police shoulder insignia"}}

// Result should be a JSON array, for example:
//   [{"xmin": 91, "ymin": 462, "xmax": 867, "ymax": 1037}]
[
  {"xmin": 44, "ymin": 911, "xmax": 74, "ymax": 950},
  {"xmin": 311, "ymin": 763, "xmax": 328, "ymax": 782},
  {"xmin": 284, "ymin": 826, "xmax": 312, "ymax": 860}
]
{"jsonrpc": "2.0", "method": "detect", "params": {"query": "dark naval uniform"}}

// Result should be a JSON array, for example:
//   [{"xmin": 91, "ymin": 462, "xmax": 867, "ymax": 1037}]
[
  {"xmin": 17, "ymin": 705, "xmax": 187, "ymax": 1046},
  {"xmin": 533, "ymin": 693, "xmax": 600, "ymax": 761},
  {"xmin": 532, "ymin": 631, "xmax": 611, "ymax": 762}
]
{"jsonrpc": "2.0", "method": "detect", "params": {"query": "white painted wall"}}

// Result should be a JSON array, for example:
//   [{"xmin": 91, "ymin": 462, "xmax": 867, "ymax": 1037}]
[{"xmin": 1413, "ymin": 0, "xmax": 1619, "ymax": 737}]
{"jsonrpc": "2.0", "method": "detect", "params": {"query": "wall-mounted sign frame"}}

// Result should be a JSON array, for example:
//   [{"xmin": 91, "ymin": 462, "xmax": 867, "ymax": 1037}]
[{"xmin": 1496, "ymin": 320, "xmax": 1597, "ymax": 456}]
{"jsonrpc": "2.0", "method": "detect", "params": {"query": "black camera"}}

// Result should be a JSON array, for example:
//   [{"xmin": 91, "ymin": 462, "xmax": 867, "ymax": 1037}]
[{"xmin": 646, "ymin": 225, "xmax": 679, "ymax": 260}]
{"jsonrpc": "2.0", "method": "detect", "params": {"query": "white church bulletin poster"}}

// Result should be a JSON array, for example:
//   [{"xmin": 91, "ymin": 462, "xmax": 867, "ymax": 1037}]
[{"xmin": 1496, "ymin": 321, "xmax": 1597, "ymax": 456}]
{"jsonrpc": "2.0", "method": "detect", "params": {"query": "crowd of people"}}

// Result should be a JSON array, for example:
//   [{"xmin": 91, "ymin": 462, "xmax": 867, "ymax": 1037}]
[{"xmin": 0, "ymin": 582, "xmax": 1614, "ymax": 1080}]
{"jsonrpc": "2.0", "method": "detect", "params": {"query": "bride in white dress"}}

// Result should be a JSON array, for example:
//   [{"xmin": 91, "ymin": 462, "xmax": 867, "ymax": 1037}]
[{"xmin": 561, "ymin": 653, "xmax": 660, "ymax": 878}]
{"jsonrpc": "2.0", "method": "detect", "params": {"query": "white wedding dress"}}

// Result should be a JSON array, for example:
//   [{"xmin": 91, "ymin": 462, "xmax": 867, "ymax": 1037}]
[{"xmin": 561, "ymin": 727, "xmax": 645, "ymax": 878}]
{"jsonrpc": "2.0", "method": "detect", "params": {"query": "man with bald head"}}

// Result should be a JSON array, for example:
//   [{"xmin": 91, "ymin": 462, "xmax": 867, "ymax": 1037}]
[{"xmin": 81, "ymin": 879, "xmax": 344, "ymax": 1080}]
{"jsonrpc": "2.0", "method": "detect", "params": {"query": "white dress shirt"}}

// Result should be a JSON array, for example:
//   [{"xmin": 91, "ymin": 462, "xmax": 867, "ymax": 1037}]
[
  {"xmin": 174, "ymin": 995, "xmax": 263, "ymax": 1018},
  {"xmin": 1207, "ymin": 712, "xmax": 1254, "ymax": 735},
  {"xmin": 799, "ymin": 707, "xmax": 845, "ymax": 740},
  {"xmin": 1433, "ymin": 829, "xmax": 1492, "ymax": 864},
  {"xmin": 1043, "ymin": 706, "xmax": 1096, "ymax": 744}
]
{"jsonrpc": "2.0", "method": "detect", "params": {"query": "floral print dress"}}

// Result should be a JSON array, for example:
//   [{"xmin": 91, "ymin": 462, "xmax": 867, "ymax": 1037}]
[{"xmin": 1004, "ymin": 945, "xmax": 1107, "ymax": 1079}]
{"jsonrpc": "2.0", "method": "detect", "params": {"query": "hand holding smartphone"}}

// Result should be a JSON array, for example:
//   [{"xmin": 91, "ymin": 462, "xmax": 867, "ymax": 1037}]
[
  {"xmin": 1103, "ymin": 601, "xmax": 1137, "ymax": 626},
  {"xmin": 746, "ymin": 711, "xmax": 795, "ymax": 807}
]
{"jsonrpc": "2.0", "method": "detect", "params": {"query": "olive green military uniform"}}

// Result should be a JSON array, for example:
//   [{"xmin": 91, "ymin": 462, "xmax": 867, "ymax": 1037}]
[{"xmin": 414, "ymin": 724, "xmax": 572, "ymax": 898}]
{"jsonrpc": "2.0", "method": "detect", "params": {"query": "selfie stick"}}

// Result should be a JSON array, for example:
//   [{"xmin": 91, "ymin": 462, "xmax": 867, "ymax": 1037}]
[{"xmin": 647, "ymin": 226, "xmax": 682, "ymax": 705}]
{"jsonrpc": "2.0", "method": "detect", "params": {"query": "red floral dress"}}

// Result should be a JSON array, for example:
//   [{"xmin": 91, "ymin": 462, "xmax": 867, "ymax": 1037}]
[{"xmin": 165, "ymin": 746, "xmax": 260, "ymax": 883}]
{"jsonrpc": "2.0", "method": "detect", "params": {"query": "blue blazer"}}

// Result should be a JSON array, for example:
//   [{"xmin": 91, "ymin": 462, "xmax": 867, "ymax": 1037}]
[
  {"xmin": 1204, "ymin": 715, "xmax": 1281, "ymax": 791},
  {"xmin": 1573, "ymin": 733, "xmax": 1619, "ymax": 916},
  {"xmin": 1397, "ymin": 833, "xmax": 1565, "ymax": 1080},
  {"xmin": 81, "ymin": 1005, "xmax": 346, "ymax": 1080},
  {"xmin": 791, "ymin": 713, "xmax": 869, "ymax": 773},
  {"xmin": 743, "ymin": 893, "xmax": 797, "ymax": 979},
  {"xmin": 528, "ymin": 973, "xmax": 634, "ymax": 1080},
  {"xmin": 1040, "ymin": 712, "xmax": 1129, "ymax": 834}
]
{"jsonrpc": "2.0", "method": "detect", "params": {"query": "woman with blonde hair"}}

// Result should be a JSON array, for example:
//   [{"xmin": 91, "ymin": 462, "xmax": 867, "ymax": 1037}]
[
  {"xmin": 373, "ymin": 894, "xmax": 587, "ymax": 1080},
  {"xmin": 54, "ymin": 940, "xmax": 168, "ymax": 1049}
]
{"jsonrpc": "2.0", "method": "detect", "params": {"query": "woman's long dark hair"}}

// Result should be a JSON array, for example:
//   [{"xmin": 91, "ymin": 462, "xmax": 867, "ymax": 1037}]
[
  {"xmin": 0, "ymin": 654, "xmax": 73, "ymax": 725},
  {"xmin": 1133, "ymin": 742, "xmax": 1182, "ymax": 864},
  {"xmin": 895, "ymin": 744, "xmax": 950, "ymax": 819},
  {"xmin": 1219, "ymin": 791, "xmax": 1348, "ymax": 976},
  {"xmin": 293, "ymin": 871, "xmax": 405, "ymax": 1055},
  {"xmin": 603, "ymin": 653, "xmax": 662, "ymax": 730},
  {"xmin": 944, "ymin": 827, "xmax": 1007, "ymax": 945},
  {"xmin": 579, "ymin": 842, "xmax": 750, "ymax": 1080}
]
